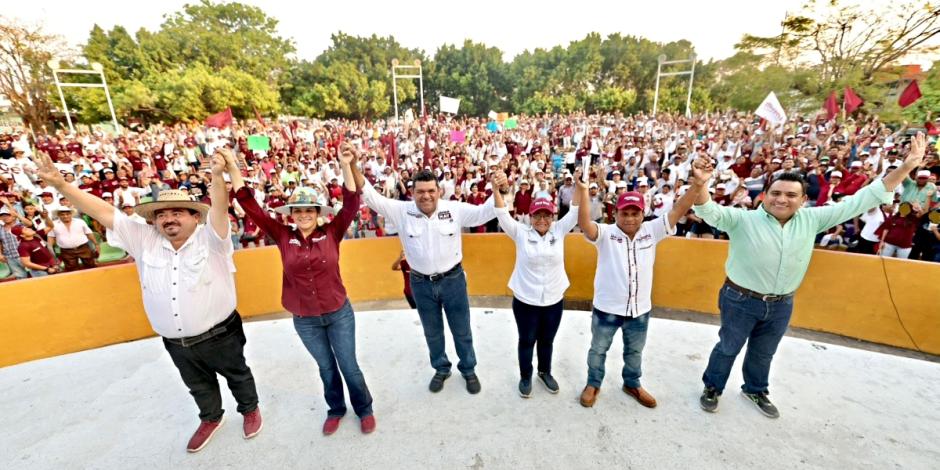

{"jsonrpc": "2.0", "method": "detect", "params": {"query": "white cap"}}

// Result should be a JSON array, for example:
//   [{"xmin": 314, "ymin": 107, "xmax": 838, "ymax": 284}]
[
  {"xmin": 716, "ymin": 183, "xmax": 727, "ymax": 190},
  {"xmin": 917, "ymin": 170, "xmax": 931, "ymax": 178},
  {"xmin": 771, "ymin": 159, "xmax": 782, "ymax": 164},
  {"xmin": 520, "ymin": 180, "xmax": 530, "ymax": 185},
  {"xmin": 102, "ymin": 192, "xmax": 112, "ymax": 197},
  {"xmin": 616, "ymin": 181, "xmax": 628, "ymax": 188},
  {"xmin": 589, "ymin": 182, "xmax": 599, "ymax": 189},
  {"xmin": 612, "ymin": 170, "xmax": 621, "ymax": 175},
  {"xmin": 850, "ymin": 161, "xmax": 863, "ymax": 168},
  {"xmin": 831, "ymin": 171, "xmax": 843, "ymax": 178},
  {"xmin": 638, "ymin": 179, "xmax": 649, "ymax": 187}
]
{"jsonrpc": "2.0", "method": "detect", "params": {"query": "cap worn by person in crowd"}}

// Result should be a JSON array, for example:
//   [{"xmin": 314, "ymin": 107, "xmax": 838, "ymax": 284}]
[
  {"xmin": 41, "ymin": 191, "xmax": 54, "ymax": 198},
  {"xmin": 102, "ymin": 192, "xmax": 113, "ymax": 198},
  {"xmin": 0, "ymin": 207, "xmax": 11, "ymax": 216},
  {"xmin": 589, "ymin": 182, "xmax": 599, "ymax": 189},
  {"xmin": 917, "ymin": 170, "xmax": 931, "ymax": 179},
  {"xmin": 530, "ymin": 198, "xmax": 555, "ymax": 215},
  {"xmin": 616, "ymin": 181, "xmax": 628, "ymax": 189},
  {"xmin": 10, "ymin": 225, "xmax": 25, "ymax": 238},
  {"xmin": 616, "ymin": 192, "xmax": 645, "ymax": 211},
  {"xmin": 134, "ymin": 189, "xmax": 209, "ymax": 223},
  {"xmin": 831, "ymin": 171, "xmax": 843, "ymax": 178},
  {"xmin": 850, "ymin": 161, "xmax": 863, "ymax": 168}
]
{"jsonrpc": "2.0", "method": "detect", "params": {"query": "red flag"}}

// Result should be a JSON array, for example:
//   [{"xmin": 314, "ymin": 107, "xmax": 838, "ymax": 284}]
[
  {"xmin": 205, "ymin": 108, "xmax": 233, "ymax": 128},
  {"xmin": 389, "ymin": 133, "xmax": 399, "ymax": 170},
  {"xmin": 253, "ymin": 106, "xmax": 265, "ymax": 127},
  {"xmin": 843, "ymin": 87, "xmax": 863, "ymax": 114},
  {"xmin": 423, "ymin": 129, "xmax": 432, "ymax": 168},
  {"xmin": 823, "ymin": 92, "xmax": 839, "ymax": 121},
  {"xmin": 926, "ymin": 121, "xmax": 939, "ymax": 136},
  {"xmin": 898, "ymin": 80, "xmax": 922, "ymax": 108}
]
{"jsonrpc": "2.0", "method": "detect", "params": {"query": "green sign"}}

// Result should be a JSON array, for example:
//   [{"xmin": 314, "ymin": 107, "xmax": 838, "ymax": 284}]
[{"xmin": 248, "ymin": 135, "xmax": 270, "ymax": 151}]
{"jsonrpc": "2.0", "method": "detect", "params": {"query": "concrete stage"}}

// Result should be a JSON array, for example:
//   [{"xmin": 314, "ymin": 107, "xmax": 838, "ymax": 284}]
[{"xmin": 2, "ymin": 308, "xmax": 938, "ymax": 469}]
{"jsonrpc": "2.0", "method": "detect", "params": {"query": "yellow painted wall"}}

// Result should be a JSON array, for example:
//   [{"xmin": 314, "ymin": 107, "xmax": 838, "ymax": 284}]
[{"xmin": 2, "ymin": 235, "xmax": 938, "ymax": 367}]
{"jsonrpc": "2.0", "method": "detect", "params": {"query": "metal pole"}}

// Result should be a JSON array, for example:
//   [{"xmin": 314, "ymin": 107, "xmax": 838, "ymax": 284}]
[
  {"xmin": 685, "ymin": 54, "xmax": 697, "ymax": 118},
  {"xmin": 392, "ymin": 66, "xmax": 399, "ymax": 122},
  {"xmin": 653, "ymin": 55, "xmax": 664, "ymax": 116},
  {"xmin": 99, "ymin": 70, "xmax": 119, "ymax": 131},
  {"xmin": 51, "ymin": 69, "xmax": 74, "ymax": 134},
  {"xmin": 418, "ymin": 66, "xmax": 424, "ymax": 118}
]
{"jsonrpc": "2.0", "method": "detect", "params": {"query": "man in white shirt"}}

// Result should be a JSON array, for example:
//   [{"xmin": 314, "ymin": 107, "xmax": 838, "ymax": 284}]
[
  {"xmin": 47, "ymin": 207, "xmax": 98, "ymax": 271},
  {"xmin": 575, "ymin": 164, "xmax": 706, "ymax": 409},
  {"xmin": 354, "ymin": 157, "xmax": 496, "ymax": 395},
  {"xmin": 30, "ymin": 150, "xmax": 262, "ymax": 453}
]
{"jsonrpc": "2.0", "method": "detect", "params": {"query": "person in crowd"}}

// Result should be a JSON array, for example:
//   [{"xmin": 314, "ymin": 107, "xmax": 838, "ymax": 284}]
[
  {"xmin": 878, "ymin": 202, "xmax": 923, "ymax": 259},
  {"xmin": 30, "ymin": 149, "xmax": 261, "ymax": 452},
  {"xmin": 226, "ymin": 145, "xmax": 375, "ymax": 436},
  {"xmin": 47, "ymin": 206, "xmax": 99, "ymax": 271},
  {"xmin": 694, "ymin": 133, "xmax": 927, "ymax": 419}
]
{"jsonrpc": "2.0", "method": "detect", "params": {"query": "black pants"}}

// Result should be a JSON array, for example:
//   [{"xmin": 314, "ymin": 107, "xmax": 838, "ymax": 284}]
[
  {"xmin": 163, "ymin": 313, "xmax": 259, "ymax": 422},
  {"xmin": 850, "ymin": 238, "xmax": 879, "ymax": 254},
  {"xmin": 512, "ymin": 297, "xmax": 564, "ymax": 379}
]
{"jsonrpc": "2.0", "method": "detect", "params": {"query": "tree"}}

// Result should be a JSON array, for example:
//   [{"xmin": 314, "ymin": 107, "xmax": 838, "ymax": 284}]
[
  {"xmin": 0, "ymin": 18, "xmax": 68, "ymax": 135},
  {"xmin": 427, "ymin": 40, "xmax": 511, "ymax": 116},
  {"xmin": 738, "ymin": 0, "xmax": 940, "ymax": 86}
]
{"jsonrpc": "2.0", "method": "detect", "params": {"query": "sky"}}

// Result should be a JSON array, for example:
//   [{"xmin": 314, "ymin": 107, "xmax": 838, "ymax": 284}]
[{"xmin": 11, "ymin": 0, "xmax": 811, "ymax": 62}]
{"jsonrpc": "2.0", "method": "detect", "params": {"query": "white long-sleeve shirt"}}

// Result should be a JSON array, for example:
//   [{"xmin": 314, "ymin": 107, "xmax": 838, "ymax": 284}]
[
  {"xmin": 361, "ymin": 182, "xmax": 496, "ymax": 275},
  {"xmin": 495, "ymin": 206, "xmax": 579, "ymax": 306}
]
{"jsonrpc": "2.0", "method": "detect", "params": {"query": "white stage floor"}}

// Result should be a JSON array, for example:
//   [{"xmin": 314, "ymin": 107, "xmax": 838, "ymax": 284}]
[{"xmin": 2, "ymin": 309, "xmax": 938, "ymax": 469}]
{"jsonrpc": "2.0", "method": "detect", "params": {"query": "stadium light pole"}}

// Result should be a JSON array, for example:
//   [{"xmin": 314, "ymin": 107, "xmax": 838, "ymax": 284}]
[
  {"xmin": 652, "ymin": 53, "xmax": 697, "ymax": 117},
  {"xmin": 47, "ymin": 60, "xmax": 120, "ymax": 133},
  {"xmin": 391, "ymin": 59, "xmax": 424, "ymax": 121}
]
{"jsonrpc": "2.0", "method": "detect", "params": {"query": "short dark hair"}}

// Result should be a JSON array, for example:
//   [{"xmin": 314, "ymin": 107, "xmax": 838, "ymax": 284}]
[
  {"xmin": 768, "ymin": 172, "xmax": 807, "ymax": 195},
  {"xmin": 412, "ymin": 169, "xmax": 438, "ymax": 186}
]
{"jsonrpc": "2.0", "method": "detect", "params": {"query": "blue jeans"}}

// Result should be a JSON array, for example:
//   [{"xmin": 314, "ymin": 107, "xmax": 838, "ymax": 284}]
[
  {"xmin": 292, "ymin": 299, "xmax": 373, "ymax": 418},
  {"xmin": 409, "ymin": 265, "xmax": 477, "ymax": 376},
  {"xmin": 28, "ymin": 269, "xmax": 48, "ymax": 278},
  {"xmin": 702, "ymin": 284, "xmax": 794, "ymax": 394},
  {"xmin": 586, "ymin": 308, "xmax": 650, "ymax": 389},
  {"xmin": 5, "ymin": 255, "xmax": 27, "ymax": 279}
]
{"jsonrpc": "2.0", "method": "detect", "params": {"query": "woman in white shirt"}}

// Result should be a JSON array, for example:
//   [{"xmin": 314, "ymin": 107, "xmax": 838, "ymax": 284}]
[{"xmin": 491, "ymin": 171, "xmax": 580, "ymax": 398}]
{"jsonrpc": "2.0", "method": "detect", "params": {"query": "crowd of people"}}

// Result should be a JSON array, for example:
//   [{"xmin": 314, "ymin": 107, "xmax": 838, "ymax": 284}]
[{"xmin": 1, "ymin": 111, "xmax": 938, "ymax": 280}]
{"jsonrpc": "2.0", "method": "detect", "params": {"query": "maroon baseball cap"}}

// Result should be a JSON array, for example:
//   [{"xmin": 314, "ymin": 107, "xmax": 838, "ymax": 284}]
[
  {"xmin": 616, "ymin": 191, "xmax": 645, "ymax": 211},
  {"xmin": 530, "ymin": 198, "xmax": 555, "ymax": 215}
]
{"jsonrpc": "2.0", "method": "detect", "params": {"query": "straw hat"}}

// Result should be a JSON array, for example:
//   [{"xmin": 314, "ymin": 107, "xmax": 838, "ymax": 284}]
[
  {"xmin": 273, "ymin": 187, "xmax": 334, "ymax": 216},
  {"xmin": 134, "ymin": 189, "xmax": 209, "ymax": 223}
]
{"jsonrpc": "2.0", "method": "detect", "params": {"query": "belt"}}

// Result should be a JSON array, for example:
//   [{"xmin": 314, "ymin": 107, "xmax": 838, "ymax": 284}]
[
  {"xmin": 411, "ymin": 263, "xmax": 462, "ymax": 282},
  {"xmin": 164, "ymin": 311, "xmax": 240, "ymax": 347},
  {"xmin": 724, "ymin": 278, "xmax": 793, "ymax": 302}
]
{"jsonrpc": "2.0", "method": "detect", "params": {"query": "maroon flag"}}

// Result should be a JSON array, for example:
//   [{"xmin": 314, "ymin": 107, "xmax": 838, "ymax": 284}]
[
  {"xmin": 253, "ymin": 106, "xmax": 266, "ymax": 127},
  {"xmin": 898, "ymin": 81, "xmax": 922, "ymax": 108},
  {"xmin": 205, "ymin": 107, "xmax": 233, "ymax": 128},
  {"xmin": 926, "ymin": 121, "xmax": 939, "ymax": 136},
  {"xmin": 823, "ymin": 92, "xmax": 839, "ymax": 121},
  {"xmin": 423, "ymin": 129, "xmax": 432, "ymax": 168},
  {"xmin": 843, "ymin": 87, "xmax": 863, "ymax": 114},
  {"xmin": 389, "ymin": 133, "xmax": 399, "ymax": 170}
]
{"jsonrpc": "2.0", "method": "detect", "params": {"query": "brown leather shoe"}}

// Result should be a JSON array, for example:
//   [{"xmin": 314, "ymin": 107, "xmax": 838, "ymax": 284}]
[
  {"xmin": 580, "ymin": 385, "xmax": 599, "ymax": 407},
  {"xmin": 623, "ymin": 386, "xmax": 657, "ymax": 408}
]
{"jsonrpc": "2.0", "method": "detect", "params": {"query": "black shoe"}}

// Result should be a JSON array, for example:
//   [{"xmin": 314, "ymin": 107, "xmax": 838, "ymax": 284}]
[
  {"xmin": 428, "ymin": 371, "xmax": 451, "ymax": 393},
  {"xmin": 700, "ymin": 386, "xmax": 720, "ymax": 413},
  {"xmin": 464, "ymin": 374, "xmax": 482, "ymax": 394},
  {"xmin": 518, "ymin": 378, "xmax": 532, "ymax": 398},
  {"xmin": 537, "ymin": 372, "xmax": 559, "ymax": 394},
  {"xmin": 742, "ymin": 391, "xmax": 779, "ymax": 419}
]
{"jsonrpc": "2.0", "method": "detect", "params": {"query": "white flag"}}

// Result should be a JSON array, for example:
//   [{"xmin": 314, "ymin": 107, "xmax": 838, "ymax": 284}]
[
  {"xmin": 487, "ymin": 110, "xmax": 498, "ymax": 120},
  {"xmin": 440, "ymin": 96, "xmax": 460, "ymax": 114},
  {"xmin": 755, "ymin": 92, "xmax": 787, "ymax": 127}
]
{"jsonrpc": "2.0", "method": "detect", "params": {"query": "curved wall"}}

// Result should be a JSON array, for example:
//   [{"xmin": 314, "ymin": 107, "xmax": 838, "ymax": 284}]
[{"xmin": 1, "ymin": 235, "xmax": 937, "ymax": 366}]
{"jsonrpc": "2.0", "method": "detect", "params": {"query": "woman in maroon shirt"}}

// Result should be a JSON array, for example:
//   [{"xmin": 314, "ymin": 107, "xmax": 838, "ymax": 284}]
[{"xmin": 224, "ymin": 146, "xmax": 375, "ymax": 436}]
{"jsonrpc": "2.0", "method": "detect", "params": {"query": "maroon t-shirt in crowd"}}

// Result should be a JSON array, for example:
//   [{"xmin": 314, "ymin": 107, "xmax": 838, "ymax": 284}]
[
  {"xmin": 514, "ymin": 188, "xmax": 533, "ymax": 215},
  {"xmin": 46, "ymin": 143, "xmax": 66, "ymax": 163},
  {"xmin": 234, "ymin": 186, "xmax": 360, "ymax": 316},
  {"xmin": 880, "ymin": 213, "xmax": 918, "ymax": 248},
  {"xmin": 17, "ymin": 234, "xmax": 58, "ymax": 269}
]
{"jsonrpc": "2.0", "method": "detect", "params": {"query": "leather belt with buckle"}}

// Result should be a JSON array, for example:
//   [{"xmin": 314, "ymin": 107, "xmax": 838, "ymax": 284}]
[
  {"xmin": 411, "ymin": 263, "xmax": 462, "ymax": 282},
  {"xmin": 165, "ymin": 311, "xmax": 239, "ymax": 347},
  {"xmin": 724, "ymin": 278, "xmax": 793, "ymax": 302}
]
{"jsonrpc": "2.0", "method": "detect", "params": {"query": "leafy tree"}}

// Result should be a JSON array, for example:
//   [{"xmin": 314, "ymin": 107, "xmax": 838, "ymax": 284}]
[
  {"xmin": 426, "ymin": 40, "xmax": 510, "ymax": 115},
  {"xmin": 0, "ymin": 17, "xmax": 67, "ymax": 134}
]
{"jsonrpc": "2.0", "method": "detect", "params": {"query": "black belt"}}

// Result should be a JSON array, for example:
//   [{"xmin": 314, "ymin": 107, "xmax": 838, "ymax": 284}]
[
  {"xmin": 724, "ymin": 278, "xmax": 793, "ymax": 302},
  {"xmin": 164, "ymin": 310, "xmax": 240, "ymax": 347},
  {"xmin": 411, "ymin": 263, "xmax": 462, "ymax": 282}
]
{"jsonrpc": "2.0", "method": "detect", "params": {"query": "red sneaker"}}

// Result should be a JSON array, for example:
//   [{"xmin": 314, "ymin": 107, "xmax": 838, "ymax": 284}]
[
  {"xmin": 360, "ymin": 415, "xmax": 376, "ymax": 434},
  {"xmin": 243, "ymin": 408, "xmax": 263, "ymax": 439},
  {"xmin": 322, "ymin": 416, "xmax": 342, "ymax": 436},
  {"xmin": 187, "ymin": 416, "xmax": 225, "ymax": 453}
]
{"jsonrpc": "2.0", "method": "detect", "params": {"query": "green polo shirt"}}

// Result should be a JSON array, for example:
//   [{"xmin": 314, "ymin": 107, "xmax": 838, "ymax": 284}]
[
  {"xmin": 693, "ymin": 180, "xmax": 893, "ymax": 295},
  {"xmin": 899, "ymin": 177, "xmax": 936, "ymax": 207}
]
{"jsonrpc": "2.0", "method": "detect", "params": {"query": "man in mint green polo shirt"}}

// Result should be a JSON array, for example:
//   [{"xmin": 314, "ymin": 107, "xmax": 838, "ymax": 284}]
[{"xmin": 692, "ymin": 132, "xmax": 928, "ymax": 419}]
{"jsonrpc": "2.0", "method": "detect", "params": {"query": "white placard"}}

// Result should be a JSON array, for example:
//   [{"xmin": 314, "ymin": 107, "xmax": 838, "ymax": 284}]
[{"xmin": 440, "ymin": 96, "xmax": 460, "ymax": 114}]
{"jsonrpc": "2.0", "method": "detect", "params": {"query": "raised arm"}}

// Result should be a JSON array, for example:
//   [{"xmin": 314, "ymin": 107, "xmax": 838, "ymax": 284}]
[
  {"xmin": 225, "ymin": 151, "xmax": 286, "ymax": 240},
  {"xmin": 576, "ymin": 176, "xmax": 598, "ymax": 241},
  {"xmin": 490, "ymin": 171, "xmax": 521, "ymax": 238},
  {"xmin": 669, "ymin": 159, "xmax": 709, "ymax": 228},
  {"xmin": 208, "ymin": 152, "xmax": 230, "ymax": 240},
  {"xmin": 882, "ymin": 132, "xmax": 926, "ymax": 191},
  {"xmin": 31, "ymin": 151, "xmax": 115, "ymax": 229}
]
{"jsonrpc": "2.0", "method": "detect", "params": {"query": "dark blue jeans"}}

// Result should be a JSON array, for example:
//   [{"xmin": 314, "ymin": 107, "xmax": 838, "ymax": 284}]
[
  {"xmin": 586, "ymin": 309, "xmax": 650, "ymax": 389},
  {"xmin": 512, "ymin": 297, "xmax": 564, "ymax": 379},
  {"xmin": 410, "ymin": 266, "xmax": 477, "ymax": 376},
  {"xmin": 293, "ymin": 299, "xmax": 373, "ymax": 418},
  {"xmin": 702, "ymin": 284, "xmax": 794, "ymax": 395}
]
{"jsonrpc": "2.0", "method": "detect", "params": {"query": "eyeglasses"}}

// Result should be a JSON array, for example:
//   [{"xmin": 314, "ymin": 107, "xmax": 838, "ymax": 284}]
[{"xmin": 531, "ymin": 213, "xmax": 553, "ymax": 221}]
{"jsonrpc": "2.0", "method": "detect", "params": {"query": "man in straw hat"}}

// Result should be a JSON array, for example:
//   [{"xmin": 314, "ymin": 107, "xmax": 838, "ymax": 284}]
[{"xmin": 31, "ymin": 150, "xmax": 262, "ymax": 453}]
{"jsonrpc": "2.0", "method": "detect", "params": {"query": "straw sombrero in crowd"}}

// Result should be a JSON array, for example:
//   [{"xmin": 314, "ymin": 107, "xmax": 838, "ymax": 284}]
[
  {"xmin": 273, "ymin": 187, "xmax": 335, "ymax": 216},
  {"xmin": 134, "ymin": 189, "xmax": 210, "ymax": 223}
]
